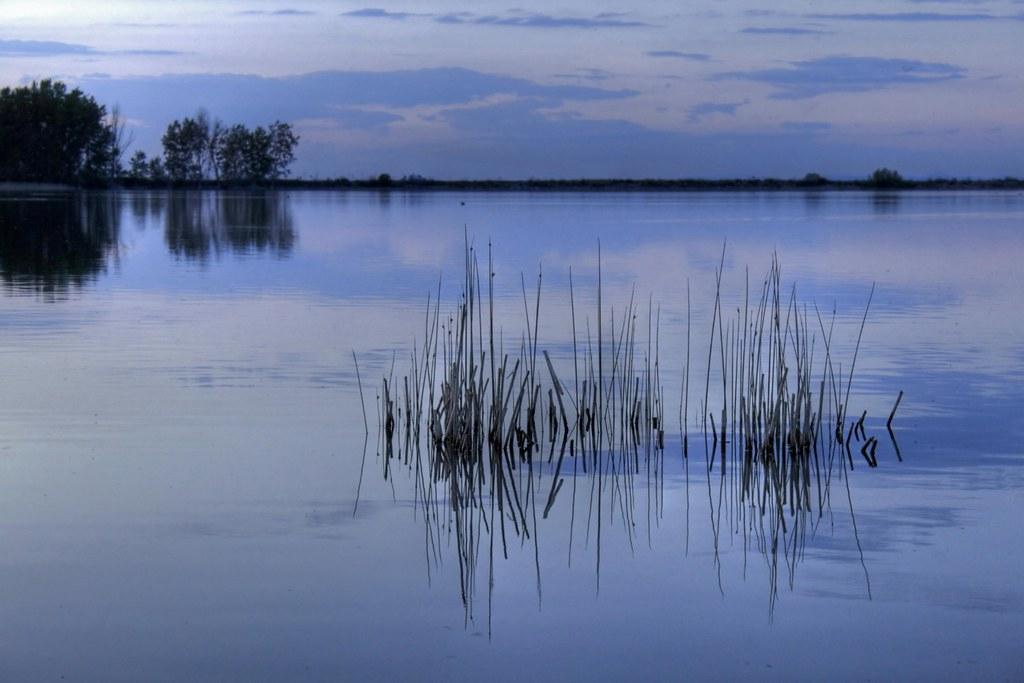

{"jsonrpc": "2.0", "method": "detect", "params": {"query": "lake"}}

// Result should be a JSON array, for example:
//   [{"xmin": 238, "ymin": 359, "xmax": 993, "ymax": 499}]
[{"xmin": 0, "ymin": 189, "xmax": 1021, "ymax": 681}]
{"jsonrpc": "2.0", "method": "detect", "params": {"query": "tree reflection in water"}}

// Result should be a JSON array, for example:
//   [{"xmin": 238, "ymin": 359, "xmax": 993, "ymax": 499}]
[
  {"xmin": 0, "ymin": 193, "xmax": 121, "ymax": 298},
  {"xmin": 163, "ymin": 191, "xmax": 296, "ymax": 262}
]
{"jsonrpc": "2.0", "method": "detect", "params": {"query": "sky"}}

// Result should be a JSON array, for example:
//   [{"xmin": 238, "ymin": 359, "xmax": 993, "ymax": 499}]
[{"xmin": 1, "ymin": 0, "xmax": 1021, "ymax": 179}]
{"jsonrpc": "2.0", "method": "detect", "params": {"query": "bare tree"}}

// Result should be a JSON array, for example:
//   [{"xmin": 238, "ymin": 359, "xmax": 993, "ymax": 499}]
[{"xmin": 107, "ymin": 104, "xmax": 134, "ymax": 180}]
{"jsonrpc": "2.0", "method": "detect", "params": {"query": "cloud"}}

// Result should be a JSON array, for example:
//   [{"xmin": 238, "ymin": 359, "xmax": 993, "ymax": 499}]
[
  {"xmin": 687, "ymin": 100, "xmax": 747, "ymax": 123},
  {"xmin": 0, "ymin": 39, "xmax": 95, "ymax": 56},
  {"xmin": 81, "ymin": 68, "xmax": 636, "ymax": 117},
  {"xmin": 65, "ymin": 68, "xmax": 1020, "ymax": 180},
  {"xmin": 741, "ymin": 27, "xmax": 830, "ymax": 35},
  {"xmin": 781, "ymin": 121, "xmax": 832, "ymax": 132},
  {"xmin": 340, "ymin": 9, "xmax": 650, "ymax": 28},
  {"xmin": 459, "ymin": 13, "xmax": 650, "ymax": 28},
  {"xmin": 104, "ymin": 22, "xmax": 180, "ymax": 28},
  {"xmin": 118, "ymin": 49, "xmax": 185, "ymax": 56},
  {"xmin": 894, "ymin": 127, "xmax": 961, "ymax": 137},
  {"xmin": 237, "ymin": 9, "xmax": 315, "ymax": 16},
  {"xmin": 0, "ymin": 38, "xmax": 183, "ymax": 57},
  {"xmin": 79, "ymin": 68, "xmax": 638, "ymax": 158},
  {"xmin": 341, "ymin": 8, "xmax": 418, "ymax": 20},
  {"xmin": 553, "ymin": 68, "xmax": 614, "ymax": 82},
  {"xmin": 645, "ymin": 50, "xmax": 711, "ymax": 61},
  {"xmin": 713, "ymin": 55, "xmax": 966, "ymax": 99},
  {"xmin": 356, "ymin": 96, "xmax": 1021, "ymax": 180},
  {"xmin": 330, "ymin": 108, "xmax": 404, "ymax": 129},
  {"xmin": 807, "ymin": 12, "xmax": 1013, "ymax": 22}
]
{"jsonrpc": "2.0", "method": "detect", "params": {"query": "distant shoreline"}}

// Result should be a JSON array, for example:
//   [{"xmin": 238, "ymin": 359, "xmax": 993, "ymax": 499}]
[{"xmin": 3, "ymin": 178, "xmax": 1023, "ymax": 192}]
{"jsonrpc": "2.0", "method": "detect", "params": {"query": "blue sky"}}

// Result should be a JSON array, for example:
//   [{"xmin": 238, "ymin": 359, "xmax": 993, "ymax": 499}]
[{"xmin": 1, "ymin": 0, "xmax": 1021, "ymax": 178}]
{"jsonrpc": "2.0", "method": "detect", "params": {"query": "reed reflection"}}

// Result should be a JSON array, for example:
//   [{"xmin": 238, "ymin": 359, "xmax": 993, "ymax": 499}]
[{"xmin": 0, "ymin": 193, "xmax": 120, "ymax": 297}]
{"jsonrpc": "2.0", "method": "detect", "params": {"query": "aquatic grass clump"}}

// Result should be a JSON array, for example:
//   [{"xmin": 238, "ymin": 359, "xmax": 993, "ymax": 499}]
[
  {"xmin": 363, "ymin": 237, "xmax": 668, "ymax": 630},
  {"xmin": 355, "ymin": 237, "xmax": 903, "ymax": 626},
  {"xmin": 697, "ymin": 249, "xmax": 903, "ymax": 610}
]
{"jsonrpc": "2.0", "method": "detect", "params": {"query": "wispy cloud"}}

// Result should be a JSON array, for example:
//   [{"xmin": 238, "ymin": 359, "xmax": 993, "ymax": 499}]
[
  {"xmin": 741, "ymin": 27, "xmax": 830, "ymax": 35},
  {"xmin": 342, "ymin": 9, "xmax": 651, "ymax": 28},
  {"xmin": 237, "ymin": 9, "xmax": 315, "ymax": 16},
  {"xmin": 807, "ymin": 12, "xmax": 1015, "ymax": 22},
  {"xmin": 713, "ymin": 55, "xmax": 966, "ymax": 99},
  {"xmin": 80, "ymin": 67, "xmax": 639, "ymax": 124},
  {"xmin": 781, "ymin": 121, "xmax": 832, "ymax": 132},
  {"xmin": 341, "ymin": 8, "xmax": 419, "ymax": 20},
  {"xmin": 442, "ymin": 13, "xmax": 651, "ymax": 28},
  {"xmin": 645, "ymin": 50, "xmax": 711, "ymax": 61},
  {"xmin": 687, "ymin": 100, "xmax": 747, "ymax": 123},
  {"xmin": 0, "ymin": 39, "xmax": 92, "ymax": 55},
  {"xmin": 117, "ymin": 49, "xmax": 184, "ymax": 56},
  {"xmin": 553, "ymin": 68, "xmax": 614, "ymax": 82},
  {"xmin": 894, "ymin": 126, "xmax": 961, "ymax": 137},
  {"xmin": 103, "ymin": 22, "xmax": 180, "ymax": 28},
  {"xmin": 0, "ymin": 38, "xmax": 182, "ymax": 57},
  {"xmin": 331, "ymin": 108, "xmax": 404, "ymax": 129},
  {"xmin": 71, "ymin": 66, "xmax": 1022, "ymax": 179}
]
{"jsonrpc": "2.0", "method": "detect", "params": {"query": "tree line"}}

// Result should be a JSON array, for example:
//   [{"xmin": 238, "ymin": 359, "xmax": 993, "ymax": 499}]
[
  {"xmin": 2, "ymin": 79, "xmax": 1018, "ymax": 190},
  {"xmin": 128, "ymin": 110, "xmax": 298, "ymax": 184},
  {"xmin": 0, "ymin": 80, "xmax": 299, "ymax": 186}
]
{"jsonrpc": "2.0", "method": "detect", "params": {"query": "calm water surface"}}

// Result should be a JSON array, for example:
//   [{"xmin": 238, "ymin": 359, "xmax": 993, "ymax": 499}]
[{"xmin": 0, "ymin": 189, "xmax": 1021, "ymax": 681}]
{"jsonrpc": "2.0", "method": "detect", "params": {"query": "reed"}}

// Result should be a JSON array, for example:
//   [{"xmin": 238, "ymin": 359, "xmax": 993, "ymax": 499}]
[{"xmin": 359, "ymin": 240, "xmax": 901, "ymax": 625}]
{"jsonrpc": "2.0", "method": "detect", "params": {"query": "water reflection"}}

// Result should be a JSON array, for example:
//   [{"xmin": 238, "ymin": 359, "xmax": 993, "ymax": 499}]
[
  {"xmin": 0, "ymin": 190, "xmax": 1020, "ymax": 677},
  {"xmin": 163, "ymin": 192, "xmax": 296, "ymax": 262},
  {"xmin": 0, "ymin": 193, "xmax": 120, "ymax": 297},
  {"xmin": 871, "ymin": 191, "xmax": 902, "ymax": 215},
  {"xmin": 0, "ymin": 191, "xmax": 298, "ymax": 295}
]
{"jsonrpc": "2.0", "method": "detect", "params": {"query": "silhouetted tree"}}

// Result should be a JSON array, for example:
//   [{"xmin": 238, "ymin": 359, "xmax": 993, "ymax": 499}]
[
  {"xmin": 869, "ymin": 168, "xmax": 906, "ymax": 188},
  {"xmin": 161, "ymin": 115, "xmax": 298, "ymax": 185},
  {"xmin": 215, "ymin": 124, "xmax": 254, "ymax": 182},
  {"xmin": 267, "ymin": 121, "xmax": 299, "ymax": 180},
  {"xmin": 162, "ymin": 117, "xmax": 204, "ymax": 182},
  {"xmin": 799, "ymin": 172, "xmax": 828, "ymax": 187},
  {"xmin": 0, "ymin": 79, "xmax": 115, "ymax": 184},
  {"xmin": 127, "ymin": 150, "xmax": 149, "ymax": 180},
  {"xmin": 107, "ymin": 104, "xmax": 133, "ymax": 180},
  {"xmin": 147, "ymin": 156, "xmax": 168, "ymax": 182},
  {"xmin": 205, "ymin": 115, "xmax": 225, "ymax": 181},
  {"xmin": 244, "ymin": 125, "xmax": 274, "ymax": 182},
  {"xmin": 212, "ymin": 121, "xmax": 299, "ymax": 184}
]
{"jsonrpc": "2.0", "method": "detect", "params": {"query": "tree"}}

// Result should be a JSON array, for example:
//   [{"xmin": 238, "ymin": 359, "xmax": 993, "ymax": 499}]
[
  {"xmin": 213, "ymin": 121, "xmax": 299, "ymax": 184},
  {"xmin": 205, "ymin": 116, "xmax": 225, "ymax": 181},
  {"xmin": 243, "ymin": 125, "xmax": 274, "ymax": 183},
  {"xmin": 215, "ymin": 124, "xmax": 250, "ymax": 182},
  {"xmin": 869, "ymin": 168, "xmax": 906, "ymax": 188},
  {"xmin": 0, "ymin": 79, "xmax": 115, "ymax": 185},
  {"xmin": 127, "ymin": 150, "xmax": 149, "ymax": 180},
  {"xmin": 161, "ymin": 114, "xmax": 208, "ymax": 182},
  {"xmin": 267, "ymin": 121, "xmax": 299, "ymax": 180},
  {"xmin": 107, "ymin": 104, "xmax": 134, "ymax": 180},
  {"xmin": 799, "ymin": 172, "xmax": 828, "ymax": 187},
  {"xmin": 161, "ymin": 113, "xmax": 299, "ymax": 185},
  {"xmin": 147, "ymin": 156, "xmax": 167, "ymax": 183}
]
